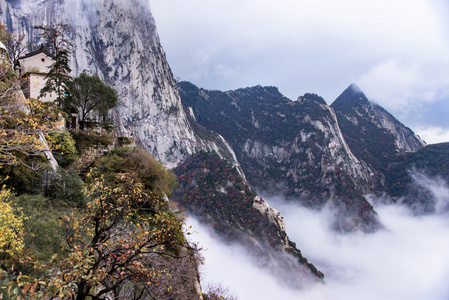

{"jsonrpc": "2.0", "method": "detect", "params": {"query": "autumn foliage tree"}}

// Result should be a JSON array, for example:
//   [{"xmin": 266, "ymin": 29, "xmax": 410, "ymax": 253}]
[
  {"xmin": 0, "ymin": 188, "xmax": 33, "ymax": 299},
  {"xmin": 0, "ymin": 189, "xmax": 25, "ymax": 269},
  {"xmin": 202, "ymin": 283, "xmax": 237, "ymax": 300},
  {"xmin": 37, "ymin": 172, "xmax": 194, "ymax": 299},
  {"xmin": 0, "ymin": 154, "xmax": 200, "ymax": 299}
]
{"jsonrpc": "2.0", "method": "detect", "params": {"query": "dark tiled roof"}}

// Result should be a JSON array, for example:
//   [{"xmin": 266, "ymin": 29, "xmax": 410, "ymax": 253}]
[{"xmin": 18, "ymin": 45, "xmax": 55, "ymax": 60}]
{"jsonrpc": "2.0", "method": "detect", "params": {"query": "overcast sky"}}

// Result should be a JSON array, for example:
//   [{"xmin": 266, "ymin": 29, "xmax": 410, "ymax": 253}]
[{"xmin": 150, "ymin": 0, "xmax": 449, "ymax": 144}]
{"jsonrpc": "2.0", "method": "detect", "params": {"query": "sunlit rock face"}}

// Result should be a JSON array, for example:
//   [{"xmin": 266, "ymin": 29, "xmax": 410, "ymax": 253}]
[{"xmin": 0, "ymin": 0, "xmax": 236, "ymax": 166}]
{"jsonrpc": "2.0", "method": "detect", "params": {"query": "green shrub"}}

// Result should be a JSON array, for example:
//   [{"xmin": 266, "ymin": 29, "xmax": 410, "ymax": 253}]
[
  {"xmin": 12, "ymin": 194, "xmax": 67, "ymax": 262},
  {"xmin": 71, "ymin": 130, "xmax": 114, "ymax": 152},
  {"xmin": 117, "ymin": 136, "xmax": 136, "ymax": 146},
  {"xmin": 0, "ymin": 153, "xmax": 48, "ymax": 194},
  {"xmin": 90, "ymin": 147, "xmax": 178, "ymax": 197},
  {"xmin": 46, "ymin": 131, "xmax": 79, "ymax": 167}
]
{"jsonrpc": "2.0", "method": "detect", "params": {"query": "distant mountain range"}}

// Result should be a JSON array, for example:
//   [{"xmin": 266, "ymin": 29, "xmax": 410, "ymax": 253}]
[{"xmin": 179, "ymin": 80, "xmax": 436, "ymax": 222}]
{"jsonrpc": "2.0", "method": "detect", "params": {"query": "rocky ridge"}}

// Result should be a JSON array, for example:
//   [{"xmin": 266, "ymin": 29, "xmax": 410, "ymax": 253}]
[
  {"xmin": 178, "ymin": 81, "xmax": 381, "ymax": 232},
  {"xmin": 172, "ymin": 151, "xmax": 324, "ymax": 285}
]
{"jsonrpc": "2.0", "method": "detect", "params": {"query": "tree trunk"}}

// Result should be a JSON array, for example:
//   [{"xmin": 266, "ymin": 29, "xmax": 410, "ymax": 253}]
[{"xmin": 75, "ymin": 280, "xmax": 91, "ymax": 300}]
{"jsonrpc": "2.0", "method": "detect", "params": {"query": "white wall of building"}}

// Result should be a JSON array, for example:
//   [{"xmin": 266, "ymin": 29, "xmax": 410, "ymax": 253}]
[
  {"xmin": 27, "ymin": 73, "xmax": 57, "ymax": 102},
  {"xmin": 20, "ymin": 52, "xmax": 53, "ymax": 74}
]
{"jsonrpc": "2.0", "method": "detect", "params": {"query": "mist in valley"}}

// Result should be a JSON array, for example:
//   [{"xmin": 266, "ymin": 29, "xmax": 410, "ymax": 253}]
[{"xmin": 188, "ymin": 173, "xmax": 449, "ymax": 300}]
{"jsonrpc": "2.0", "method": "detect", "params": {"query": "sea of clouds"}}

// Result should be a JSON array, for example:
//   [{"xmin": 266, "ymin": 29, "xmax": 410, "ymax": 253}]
[{"xmin": 187, "ymin": 175, "xmax": 449, "ymax": 300}]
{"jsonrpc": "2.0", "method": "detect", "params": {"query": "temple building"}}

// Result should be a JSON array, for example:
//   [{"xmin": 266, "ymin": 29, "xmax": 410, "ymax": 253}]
[{"xmin": 15, "ymin": 46, "xmax": 57, "ymax": 102}]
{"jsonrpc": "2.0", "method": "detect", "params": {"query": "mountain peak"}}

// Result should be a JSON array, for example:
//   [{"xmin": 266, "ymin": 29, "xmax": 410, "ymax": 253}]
[
  {"xmin": 343, "ymin": 83, "xmax": 366, "ymax": 98},
  {"xmin": 331, "ymin": 83, "xmax": 369, "ymax": 110},
  {"xmin": 331, "ymin": 83, "xmax": 426, "ymax": 175},
  {"xmin": 349, "ymin": 83, "xmax": 363, "ymax": 94}
]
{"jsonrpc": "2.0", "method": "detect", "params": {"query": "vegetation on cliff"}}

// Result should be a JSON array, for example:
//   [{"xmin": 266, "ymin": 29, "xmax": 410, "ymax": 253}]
[
  {"xmin": 172, "ymin": 151, "xmax": 324, "ymax": 280},
  {"xmin": 385, "ymin": 142, "xmax": 449, "ymax": 213}
]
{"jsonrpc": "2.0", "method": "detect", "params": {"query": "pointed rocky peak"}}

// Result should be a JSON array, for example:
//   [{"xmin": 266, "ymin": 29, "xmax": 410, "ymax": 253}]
[
  {"xmin": 331, "ymin": 83, "xmax": 426, "ymax": 178},
  {"xmin": 331, "ymin": 83, "xmax": 370, "ymax": 112},
  {"xmin": 348, "ymin": 83, "xmax": 363, "ymax": 94}
]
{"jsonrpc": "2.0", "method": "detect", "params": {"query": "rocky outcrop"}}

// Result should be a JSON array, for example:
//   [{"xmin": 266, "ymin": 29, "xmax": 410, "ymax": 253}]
[{"xmin": 252, "ymin": 196, "xmax": 288, "ymax": 244}]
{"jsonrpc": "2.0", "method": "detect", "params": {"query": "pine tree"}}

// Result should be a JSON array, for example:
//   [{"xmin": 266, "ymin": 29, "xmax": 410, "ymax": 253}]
[{"xmin": 34, "ymin": 24, "xmax": 73, "ymax": 105}]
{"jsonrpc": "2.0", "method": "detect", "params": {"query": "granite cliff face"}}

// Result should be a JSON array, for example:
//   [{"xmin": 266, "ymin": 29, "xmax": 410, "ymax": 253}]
[{"xmin": 0, "ymin": 0, "xmax": 236, "ymax": 167}]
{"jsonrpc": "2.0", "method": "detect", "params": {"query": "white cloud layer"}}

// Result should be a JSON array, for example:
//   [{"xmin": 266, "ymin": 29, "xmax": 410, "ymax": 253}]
[
  {"xmin": 150, "ymin": 0, "xmax": 449, "ymax": 143},
  {"xmin": 188, "ymin": 189, "xmax": 449, "ymax": 300}
]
